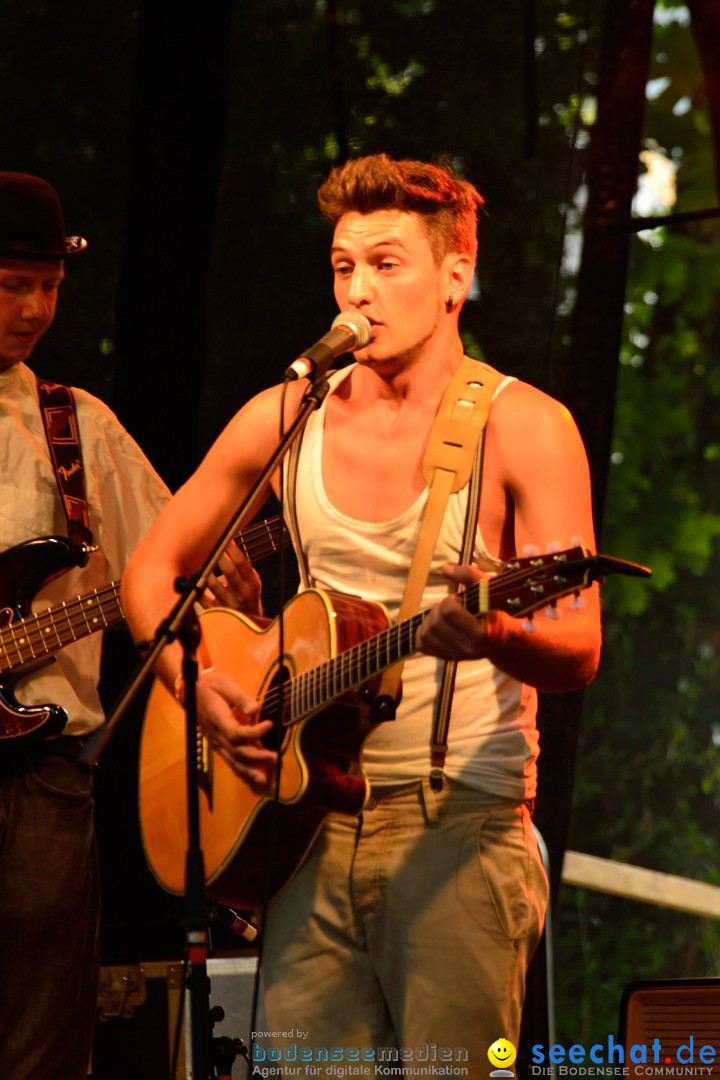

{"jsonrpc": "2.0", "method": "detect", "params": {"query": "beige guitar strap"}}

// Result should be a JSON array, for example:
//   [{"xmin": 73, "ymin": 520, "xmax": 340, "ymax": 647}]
[{"xmin": 376, "ymin": 356, "xmax": 505, "ymax": 711}]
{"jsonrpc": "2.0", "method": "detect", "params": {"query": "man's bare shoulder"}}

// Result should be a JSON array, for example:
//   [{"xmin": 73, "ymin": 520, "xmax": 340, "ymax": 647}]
[
  {"xmin": 493, "ymin": 376, "xmax": 571, "ymax": 415},
  {"xmin": 222, "ymin": 379, "xmax": 309, "ymax": 440},
  {"xmin": 489, "ymin": 377, "xmax": 580, "ymax": 440},
  {"xmin": 201, "ymin": 379, "xmax": 313, "ymax": 482},
  {"xmin": 485, "ymin": 377, "xmax": 589, "ymax": 494}
]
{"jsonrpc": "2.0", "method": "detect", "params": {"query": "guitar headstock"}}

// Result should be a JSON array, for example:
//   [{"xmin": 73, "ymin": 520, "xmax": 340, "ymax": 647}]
[{"xmin": 487, "ymin": 547, "xmax": 652, "ymax": 619}]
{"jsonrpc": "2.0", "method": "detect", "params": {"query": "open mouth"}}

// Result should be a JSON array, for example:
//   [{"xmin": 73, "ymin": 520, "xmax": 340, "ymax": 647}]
[{"xmin": 10, "ymin": 329, "xmax": 40, "ymax": 346}]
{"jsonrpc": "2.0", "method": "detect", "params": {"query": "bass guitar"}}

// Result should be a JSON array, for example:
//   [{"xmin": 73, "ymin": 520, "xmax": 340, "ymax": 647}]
[
  {"xmin": 139, "ymin": 547, "xmax": 646, "ymax": 909},
  {"xmin": 0, "ymin": 516, "xmax": 288, "ymax": 742}
]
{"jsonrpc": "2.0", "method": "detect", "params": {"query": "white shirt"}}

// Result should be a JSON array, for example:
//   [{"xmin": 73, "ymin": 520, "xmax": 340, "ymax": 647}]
[{"xmin": 0, "ymin": 361, "xmax": 170, "ymax": 735}]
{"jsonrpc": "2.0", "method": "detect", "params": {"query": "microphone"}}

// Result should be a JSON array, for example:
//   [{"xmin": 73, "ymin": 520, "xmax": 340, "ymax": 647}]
[{"xmin": 284, "ymin": 311, "xmax": 372, "ymax": 382}]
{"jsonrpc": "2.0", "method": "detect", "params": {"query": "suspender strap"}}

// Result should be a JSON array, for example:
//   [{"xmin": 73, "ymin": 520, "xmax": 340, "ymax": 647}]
[
  {"xmin": 36, "ymin": 378, "xmax": 94, "ymax": 558},
  {"xmin": 285, "ymin": 432, "xmax": 312, "ymax": 590},
  {"xmin": 377, "ymin": 357, "xmax": 505, "ymax": 707},
  {"xmin": 429, "ymin": 432, "xmax": 486, "ymax": 784}
]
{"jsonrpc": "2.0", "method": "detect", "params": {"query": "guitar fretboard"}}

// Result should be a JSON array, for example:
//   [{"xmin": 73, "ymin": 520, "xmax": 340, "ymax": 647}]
[
  {"xmin": 0, "ymin": 514, "xmax": 290, "ymax": 676},
  {"xmin": 259, "ymin": 548, "xmax": 589, "ymax": 725},
  {"xmin": 0, "ymin": 584, "xmax": 124, "ymax": 672},
  {"xmin": 285, "ymin": 578, "xmax": 489, "ymax": 720}
]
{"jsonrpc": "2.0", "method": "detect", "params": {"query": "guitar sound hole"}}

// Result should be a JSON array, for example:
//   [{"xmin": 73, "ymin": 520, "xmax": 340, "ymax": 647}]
[{"xmin": 259, "ymin": 664, "xmax": 290, "ymax": 752}]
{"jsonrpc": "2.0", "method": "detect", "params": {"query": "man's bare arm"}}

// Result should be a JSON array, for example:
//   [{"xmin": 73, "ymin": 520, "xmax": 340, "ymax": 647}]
[
  {"xmin": 416, "ymin": 382, "xmax": 602, "ymax": 692},
  {"xmin": 121, "ymin": 381, "xmax": 305, "ymax": 786}
]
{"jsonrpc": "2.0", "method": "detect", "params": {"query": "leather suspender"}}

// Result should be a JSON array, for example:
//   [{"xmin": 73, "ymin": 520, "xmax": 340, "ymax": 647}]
[
  {"xmin": 429, "ymin": 419, "xmax": 487, "ymax": 786},
  {"xmin": 36, "ymin": 378, "xmax": 94, "ymax": 561},
  {"xmin": 285, "ymin": 428, "xmax": 312, "ymax": 591}
]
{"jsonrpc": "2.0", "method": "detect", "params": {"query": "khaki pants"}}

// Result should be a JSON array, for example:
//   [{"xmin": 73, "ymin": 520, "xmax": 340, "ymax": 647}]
[{"xmin": 261, "ymin": 778, "xmax": 548, "ymax": 1078}]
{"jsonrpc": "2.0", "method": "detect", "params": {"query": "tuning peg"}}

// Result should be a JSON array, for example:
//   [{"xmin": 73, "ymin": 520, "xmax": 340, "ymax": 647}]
[
  {"xmin": 523, "ymin": 616, "xmax": 538, "ymax": 633},
  {"xmin": 570, "ymin": 593, "xmax": 585, "ymax": 610},
  {"xmin": 544, "ymin": 603, "xmax": 560, "ymax": 620}
]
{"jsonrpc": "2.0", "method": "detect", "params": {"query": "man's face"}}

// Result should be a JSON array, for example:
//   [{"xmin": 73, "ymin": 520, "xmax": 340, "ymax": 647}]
[
  {"xmin": 0, "ymin": 259, "xmax": 64, "ymax": 372},
  {"xmin": 330, "ymin": 209, "xmax": 451, "ymax": 371}
]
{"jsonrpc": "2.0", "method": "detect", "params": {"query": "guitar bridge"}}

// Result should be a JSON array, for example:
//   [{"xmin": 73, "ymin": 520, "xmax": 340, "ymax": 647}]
[{"xmin": 197, "ymin": 730, "xmax": 213, "ymax": 809}]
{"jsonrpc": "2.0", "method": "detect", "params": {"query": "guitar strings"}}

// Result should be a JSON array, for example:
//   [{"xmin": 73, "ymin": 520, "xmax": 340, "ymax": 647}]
[
  {"xmin": 0, "ymin": 516, "xmax": 288, "ymax": 674},
  {"xmin": 0, "ymin": 583, "xmax": 123, "ymax": 671},
  {"xmin": 4, "ymin": 547, "xmax": 580, "ymax": 683},
  {"xmin": 256, "ymin": 552, "xmax": 584, "ymax": 727}
]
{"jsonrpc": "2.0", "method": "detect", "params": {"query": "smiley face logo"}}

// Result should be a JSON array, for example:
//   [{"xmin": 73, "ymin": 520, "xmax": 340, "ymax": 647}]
[{"xmin": 488, "ymin": 1039, "xmax": 517, "ymax": 1071}]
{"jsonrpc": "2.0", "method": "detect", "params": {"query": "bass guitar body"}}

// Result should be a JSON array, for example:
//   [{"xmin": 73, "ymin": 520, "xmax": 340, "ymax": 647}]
[
  {"xmin": 139, "ymin": 590, "xmax": 390, "ymax": 910},
  {"xmin": 0, "ymin": 536, "xmax": 81, "ymax": 741},
  {"xmin": 0, "ymin": 513, "xmax": 287, "ymax": 746}
]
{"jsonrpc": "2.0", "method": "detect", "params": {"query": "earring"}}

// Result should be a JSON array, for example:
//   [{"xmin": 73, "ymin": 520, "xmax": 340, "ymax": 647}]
[{"xmin": 446, "ymin": 294, "xmax": 455, "ymax": 308}]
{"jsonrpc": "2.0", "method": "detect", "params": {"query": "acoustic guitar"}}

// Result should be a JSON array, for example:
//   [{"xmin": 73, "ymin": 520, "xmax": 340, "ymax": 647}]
[{"xmin": 138, "ymin": 546, "xmax": 640, "ymax": 910}]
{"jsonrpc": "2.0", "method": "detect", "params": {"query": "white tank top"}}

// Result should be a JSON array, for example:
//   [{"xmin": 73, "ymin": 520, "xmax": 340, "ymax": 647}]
[{"xmin": 287, "ymin": 366, "xmax": 539, "ymax": 799}]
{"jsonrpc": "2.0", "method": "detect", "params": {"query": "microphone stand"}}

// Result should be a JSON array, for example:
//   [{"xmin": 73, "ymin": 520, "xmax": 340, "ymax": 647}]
[{"xmin": 80, "ymin": 374, "xmax": 332, "ymax": 1080}]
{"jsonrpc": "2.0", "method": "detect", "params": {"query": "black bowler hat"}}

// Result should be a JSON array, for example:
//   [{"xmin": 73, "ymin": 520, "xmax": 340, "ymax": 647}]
[{"xmin": 0, "ymin": 172, "xmax": 87, "ymax": 259}]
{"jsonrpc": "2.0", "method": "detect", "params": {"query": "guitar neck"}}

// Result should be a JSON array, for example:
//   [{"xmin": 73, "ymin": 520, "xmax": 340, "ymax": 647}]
[
  {"xmin": 0, "ymin": 582, "xmax": 125, "ymax": 673},
  {"xmin": 282, "ymin": 548, "xmax": 590, "ymax": 722},
  {"xmin": 286, "ymin": 582, "xmax": 485, "ymax": 720},
  {"xmin": 233, "ymin": 514, "xmax": 290, "ymax": 562},
  {"xmin": 0, "ymin": 514, "xmax": 290, "ymax": 675}
]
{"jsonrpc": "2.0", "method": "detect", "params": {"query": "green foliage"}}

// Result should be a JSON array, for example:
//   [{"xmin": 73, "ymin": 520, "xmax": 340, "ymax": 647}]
[{"xmin": 556, "ymin": 2, "xmax": 720, "ymax": 1043}]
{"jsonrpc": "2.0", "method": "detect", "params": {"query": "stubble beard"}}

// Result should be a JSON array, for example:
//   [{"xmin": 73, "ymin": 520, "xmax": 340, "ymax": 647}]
[{"xmin": 361, "ymin": 312, "xmax": 441, "ymax": 377}]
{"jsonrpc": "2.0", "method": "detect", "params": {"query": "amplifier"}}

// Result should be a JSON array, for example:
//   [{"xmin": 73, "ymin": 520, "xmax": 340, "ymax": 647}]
[{"xmin": 92, "ymin": 956, "xmax": 268, "ymax": 1079}]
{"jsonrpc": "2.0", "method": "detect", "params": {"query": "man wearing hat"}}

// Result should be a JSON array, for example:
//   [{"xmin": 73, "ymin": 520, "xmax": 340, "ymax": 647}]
[{"xmin": 0, "ymin": 173, "xmax": 170, "ymax": 1079}]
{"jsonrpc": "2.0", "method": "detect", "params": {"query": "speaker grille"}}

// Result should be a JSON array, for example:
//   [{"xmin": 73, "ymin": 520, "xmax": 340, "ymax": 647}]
[{"xmin": 622, "ymin": 982, "xmax": 720, "ymax": 1080}]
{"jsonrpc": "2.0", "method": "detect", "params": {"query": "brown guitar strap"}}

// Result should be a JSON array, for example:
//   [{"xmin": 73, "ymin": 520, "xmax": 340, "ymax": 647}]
[
  {"xmin": 36, "ymin": 378, "xmax": 95, "ymax": 560},
  {"xmin": 377, "ymin": 357, "xmax": 505, "ymax": 715}
]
